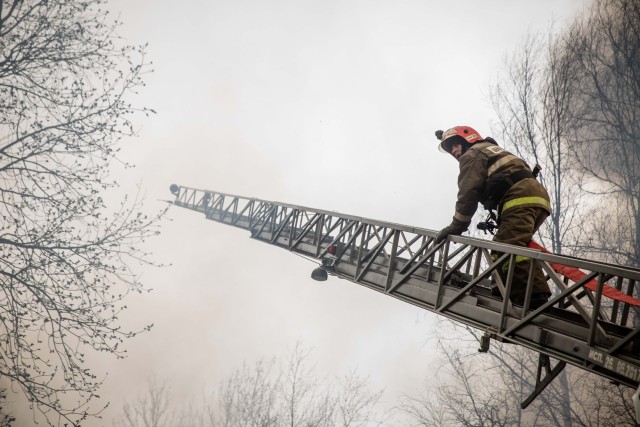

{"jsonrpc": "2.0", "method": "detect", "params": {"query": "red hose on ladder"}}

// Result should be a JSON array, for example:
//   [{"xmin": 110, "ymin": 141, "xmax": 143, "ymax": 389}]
[{"xmin": 528, "ymin": 241, "xmax": 640, "ymax": 307}]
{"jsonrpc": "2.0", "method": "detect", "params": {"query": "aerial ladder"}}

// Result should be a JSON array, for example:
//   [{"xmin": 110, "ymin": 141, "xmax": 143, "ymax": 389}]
[{"xmin": 169, "ymin": 184, "xmax": 640, "ymax": 422}]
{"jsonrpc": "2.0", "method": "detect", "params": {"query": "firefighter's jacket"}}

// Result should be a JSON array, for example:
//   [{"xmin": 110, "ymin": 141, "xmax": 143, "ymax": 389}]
[{"xmin": 451, "ymin": 141, "xmax": 551, "ymax": 230}]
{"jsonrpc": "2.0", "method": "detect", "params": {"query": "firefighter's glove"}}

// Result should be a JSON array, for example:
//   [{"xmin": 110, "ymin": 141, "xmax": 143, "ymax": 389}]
[{"xmin": 435, "ymin": 220, "xmax": 468, "ymax": 245}]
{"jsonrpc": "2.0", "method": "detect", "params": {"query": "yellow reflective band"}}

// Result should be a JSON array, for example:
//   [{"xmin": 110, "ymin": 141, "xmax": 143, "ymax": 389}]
[
  {"xmin": 454, "ymin": 211, "xmax": 473, "ymax": 222},
  {"xmin": 502, "ymin": 196, "xmax": 551, "ymax": 212},
  {"xmin": 501, "ymin": 255, "xmax": 531, "ymax": 271},
  {"xmin": 487, "ymin": 155, "xmax": 518, "ymax": 176}
]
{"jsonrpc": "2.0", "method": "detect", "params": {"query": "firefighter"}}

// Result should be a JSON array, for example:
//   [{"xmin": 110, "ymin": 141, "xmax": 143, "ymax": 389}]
[{"xmin": 434, "ymin": 126, "xmax": 552, "ymax": 308}]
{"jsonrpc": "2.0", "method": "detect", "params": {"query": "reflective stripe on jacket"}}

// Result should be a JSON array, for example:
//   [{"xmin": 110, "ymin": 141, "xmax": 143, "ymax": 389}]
[{"xmin": 453, "ymin": 142, "xmax": 551, "ymax": 226}]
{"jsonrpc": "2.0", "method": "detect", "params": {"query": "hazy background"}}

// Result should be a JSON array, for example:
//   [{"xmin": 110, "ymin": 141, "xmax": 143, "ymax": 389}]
[{"xmin": 12, "ymin": 0, "xmax": 587, "ymax": 424}]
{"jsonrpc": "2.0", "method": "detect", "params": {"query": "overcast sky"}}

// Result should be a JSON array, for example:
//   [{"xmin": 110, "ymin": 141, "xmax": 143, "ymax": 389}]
[{"xmin": 13, "ymin": 0, "xmax": 588, "ymax": 425}]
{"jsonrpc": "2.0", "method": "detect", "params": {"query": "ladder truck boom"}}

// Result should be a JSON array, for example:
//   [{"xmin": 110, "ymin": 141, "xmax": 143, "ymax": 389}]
[{"xmin": 169, "ymin": 184, "xmax": 640, "ymax": 419}]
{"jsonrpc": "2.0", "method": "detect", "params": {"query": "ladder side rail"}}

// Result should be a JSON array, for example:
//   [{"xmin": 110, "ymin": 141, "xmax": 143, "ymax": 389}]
[
  {"xmin": 183, "ymin": 188, "xmax": 640, "ymax": 329},
  {"xmin": 173, "ymin": 186, "xmax": 440, "ymax": 239},
  {"xmin": 169, "ymin": 185, "xmax": 637, "ymax": 277},
  {"xmin": 173, "ymin": 186, "xmax": 640, "ymax": 332}
]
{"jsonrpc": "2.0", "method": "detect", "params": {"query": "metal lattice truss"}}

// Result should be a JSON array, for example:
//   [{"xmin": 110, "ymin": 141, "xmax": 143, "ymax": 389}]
[{"xmin": 170, "ymin": 185, "xmax": 640, "ymax": 407}]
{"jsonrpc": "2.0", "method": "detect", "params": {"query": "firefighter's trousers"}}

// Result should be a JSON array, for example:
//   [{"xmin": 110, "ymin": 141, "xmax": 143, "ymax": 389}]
[{"xmin": 493, "ymin": 205, "xmax": 551, "ymax": 305}]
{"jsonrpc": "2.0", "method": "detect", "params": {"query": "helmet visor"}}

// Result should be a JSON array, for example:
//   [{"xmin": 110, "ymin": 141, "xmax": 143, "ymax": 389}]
[
  {"xmin": 438, "ymin": 135, "xmax": 465, "ymax": 154},
  {"xmin": 438, "ymin": 140, "xmax": 452, "ymax": 153}
]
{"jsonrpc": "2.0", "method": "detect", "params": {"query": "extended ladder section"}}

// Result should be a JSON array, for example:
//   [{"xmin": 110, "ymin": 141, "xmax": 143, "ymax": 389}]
[{"xmin": 170, "ymin": 184, "xmax": 640, "ymax": 413}]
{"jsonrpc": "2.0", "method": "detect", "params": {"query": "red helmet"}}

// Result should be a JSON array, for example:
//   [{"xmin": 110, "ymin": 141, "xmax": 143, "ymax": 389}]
[{"xmin": 437, "ymin": 126, "xmax": 483, "ymax": 153}]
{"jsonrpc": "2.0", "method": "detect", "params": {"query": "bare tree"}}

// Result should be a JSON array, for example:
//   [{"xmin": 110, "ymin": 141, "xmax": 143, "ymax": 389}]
[
  {"xmin": 408, "ymin": 3, "xmax": 640, "ymax": 425},
  {"xmin": 0, "ymin": 389, "xmax": 14, "ymax": 427},
  {"xmin": 0, "ymin": 0, "xmax": 162, "ymax": 424},
  {"xmin": 406, "ymin": 3, "xmax": 640, "ymax": 425},
  {"xmin": 114, "ymin": 377, "xmax": 212, "ymax": 427},
  {"xmin": 561, "ymin": 370, "xmax": 637, "ymax": 427},
  {"xmin": 217, "ymin": 359, "xmax": 280, "ymax": 427},
  {"xmin": 563, "ymin": 0, "xmax": 640, "ymax": 268},
  {"xmin": 400, "ymin": 320, "xmax": 637, "ymax": 427},
  {"xmin": 279, "ymin": 342, "xmax": 334, "ymax": 427},
  {"xmin": 216, "ymin": 342, "xmax": 387, "ymax": 427},
  {"xmin": 115, "ymin": 378, "xmax": 173, "ymax": 427},
  {"xmin": 335, "ymin": 370, "xmax": 385, "ymax": 427},
  {"xmin": 118, "ymin": 344, "xmax": 388, "ymax": 427},
  {"xmin": 400, "ymin": 322, "xmax": 529, "ymax": 427},
  {"xmin": 490, "ymin": 29, "xmax": 584, "ymax": 255}
]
